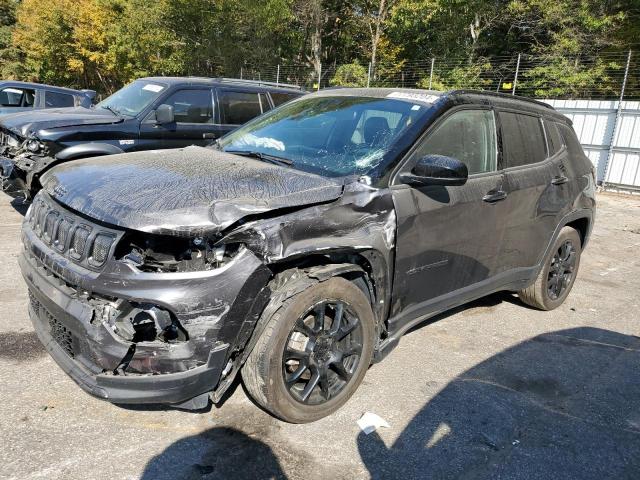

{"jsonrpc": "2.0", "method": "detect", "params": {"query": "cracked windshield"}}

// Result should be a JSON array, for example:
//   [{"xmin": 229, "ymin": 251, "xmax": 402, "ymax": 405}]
[{"xmin": 219, "ymin": 96, "xmax": 429, "ymax": 177}]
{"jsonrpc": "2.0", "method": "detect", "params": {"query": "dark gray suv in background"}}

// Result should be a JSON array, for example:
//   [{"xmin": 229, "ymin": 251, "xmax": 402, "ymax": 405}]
[
  {"xmin": 0, "ymin": 77, "xmax": 302, "ymax": 199},
  {"xmin": 20, "ymin": 88, "xmax": 595, "ymax": 422}
]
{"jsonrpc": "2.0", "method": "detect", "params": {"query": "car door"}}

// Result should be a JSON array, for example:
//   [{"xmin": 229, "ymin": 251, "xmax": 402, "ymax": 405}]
[
  {"xmin": 215, "ymin": 88, "xmax": 271, "ymax": 136},
  {"xmin": 497, "ymin": 110, "xmax": 567, "ymax": 273},
  {"xmin": 138, "ymin": 87, "xmax": 218, "ymax": 149},
  {"xmin": 389, "ymin": 107, "xmax": 509, "ymax": 326}
]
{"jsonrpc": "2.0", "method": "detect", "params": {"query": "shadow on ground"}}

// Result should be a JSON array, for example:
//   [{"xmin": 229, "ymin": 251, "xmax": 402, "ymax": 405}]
[
  {"xmin": 9, "ymin": 197, "xmax": 29, "ymax": 216},
  {"xmin": 140, "ymin": 327, "xmax": 640, "ymax": 479},
  {"xmin": 359, "ymin": 327, "xmax": 640, "ymax": 479}
]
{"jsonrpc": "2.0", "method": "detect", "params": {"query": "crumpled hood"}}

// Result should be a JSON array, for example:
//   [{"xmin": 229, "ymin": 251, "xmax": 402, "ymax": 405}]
[
  {"xmin": 0, "ymin": 107, "xmax": 122, "ymax": 137},
  {"xmin": 40, "ymin": 146, "xmax": 344, "ymax": 236}
]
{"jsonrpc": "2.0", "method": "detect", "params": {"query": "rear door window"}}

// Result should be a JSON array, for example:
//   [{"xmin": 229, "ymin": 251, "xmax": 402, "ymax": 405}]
[
  {"xmin": 45, "ymin": 91, "xmax": 75, "ymax": 108},
  {"xmin": 500, "ymin": 112, "xmax": 547, "ymax": 168},
  {"xmin": 0, "ymin": 87, "xmax": 36, "ymax": 107},
  {"xmin": 218, "ymin": 90, "xmax": 263, "ymax": 125},
  {"xmin": 161, "ymin": 89, "xmax": 213, "ymax": 123},
  {"xmin": 410, "ymin": 109, "xmax": 498, "ymax": 175}
]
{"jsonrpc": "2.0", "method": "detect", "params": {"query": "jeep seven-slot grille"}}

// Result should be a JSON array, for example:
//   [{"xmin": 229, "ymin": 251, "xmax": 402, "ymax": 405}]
[{"xmin": 28, "ymin": 194, "xmax": 117, "ymax": 268}]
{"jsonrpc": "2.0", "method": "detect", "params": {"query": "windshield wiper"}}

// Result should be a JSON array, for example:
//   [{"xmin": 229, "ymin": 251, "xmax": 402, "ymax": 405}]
[
  {"xmin": 226, "ymin": 150, "xmax": 293, "ymax": 167},
  {"xmin": 100, "ymin": 105, "xmax": 121, "ymax": 116}
]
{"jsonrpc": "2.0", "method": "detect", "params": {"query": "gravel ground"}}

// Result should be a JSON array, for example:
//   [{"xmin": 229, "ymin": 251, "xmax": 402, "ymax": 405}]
[{"xmin": 0, "ymin": 191, "xmax": 639, "ymax": 480}]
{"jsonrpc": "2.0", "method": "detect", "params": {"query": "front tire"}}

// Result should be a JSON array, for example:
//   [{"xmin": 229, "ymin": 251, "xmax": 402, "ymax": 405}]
[
  {"xmin": 242, "ymin": 277, "xmax": 375, "ymax": 423},
  {"xmin": 518, "ymin": 226, "xmax": 582, "ymax": 310}
]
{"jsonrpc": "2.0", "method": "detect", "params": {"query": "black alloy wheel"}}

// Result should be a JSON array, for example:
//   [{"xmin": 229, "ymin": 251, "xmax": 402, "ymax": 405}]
[
  {"xmin": 547, "ymin": 240, "xmax": 577, "ymax": 300},
  {"xmin": 283, "ymin": 300, "xmax": 363, "ymax": 405}
]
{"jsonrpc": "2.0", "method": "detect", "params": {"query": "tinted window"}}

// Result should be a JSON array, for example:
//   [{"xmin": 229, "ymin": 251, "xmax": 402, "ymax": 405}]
[
  {"xmin": 0, "ymin": 87, "xmax": 35, "ymax": 107},
  {"xmin": 558, "ymin": 124, "xmax": 585, "ymax": 157},
  {"xmin": 259, "ymin": 93, "xmax": 271, "ymax": 112},
  {"xmin": 270, "ymin": 92, "xmax": 299, "ymax": 107},
  {"xmin": 501, "ymin": 112, "xmax": 547, "ymax": 167},
  {"xmin": 544, "ymin": 119, "xmax": 564, "ymax": 155},
  {"xmin": 410, "ymin": 109, "xmax": 497, "ymax": 175},
  {"xmin": 219, "ymin": 91, "xmax": 263, "ymax": 124},
  {"xmin": 161, "ymin": 89, "xmax": 213, "ymax": 123},
  {"xmin": 45, "ymin": 91, "xmax": 75, "ymax": 108}
]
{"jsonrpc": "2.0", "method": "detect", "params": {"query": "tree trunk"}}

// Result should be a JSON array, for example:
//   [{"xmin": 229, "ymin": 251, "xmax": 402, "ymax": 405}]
[
  {"xmin": 370, "ymin": 0, "xmax": 390, "ymax": 82},
  {"xmin": 310, "ymin": 0, "xmax": 323, "ymax": 85}
]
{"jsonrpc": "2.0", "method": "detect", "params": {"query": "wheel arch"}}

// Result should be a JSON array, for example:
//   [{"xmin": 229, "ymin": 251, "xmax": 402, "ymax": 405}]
[
  {"xmin": 565, "ymin": 216, "xmax": 591, "ymax": 248},
  {"xmin": 212, "ymin": 249, "xmax": 390, "ymax": 402},
  {"xmin": 55, "ymin": 142, "xmax": 124, "ymax": 161}
]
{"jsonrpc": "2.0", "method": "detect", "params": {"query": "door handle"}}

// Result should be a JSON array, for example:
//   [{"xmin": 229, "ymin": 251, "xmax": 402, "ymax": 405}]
[
  {"xmin": 203, "ymin": 133, "xmax": 217, "ymax": 139},
  {"xmin": 551, "ymin": 175, "xmax": 568, "ymax": 185},
  {"xmin": 483, "ymin": 190, "xmax": 507, "ymax": 203}
]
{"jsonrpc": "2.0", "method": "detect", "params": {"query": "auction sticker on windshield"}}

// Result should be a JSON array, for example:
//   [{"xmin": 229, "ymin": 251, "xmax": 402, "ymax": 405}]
[
  {"xmin": 386, "ymin": 91, "xmax": 439, "ymax": 104},
  {"xmin": 142, "ymin": 84, "xmax": 165, "ymax": 93}
]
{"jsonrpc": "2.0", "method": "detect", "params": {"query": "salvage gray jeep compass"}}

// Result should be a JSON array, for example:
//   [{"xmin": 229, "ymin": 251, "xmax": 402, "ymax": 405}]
[{"xmin": 21, "ymin": 88, "xmax": 595, "ymax": 422}]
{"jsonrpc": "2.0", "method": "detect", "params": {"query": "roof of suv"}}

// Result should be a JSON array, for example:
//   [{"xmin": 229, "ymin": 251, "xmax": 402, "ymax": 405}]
[
  {"xmin": 310, "ymin": 87, "xmax": 567, "ymax": 122},
  {"xmin": 138, "ymin": 76, "xmax": 305, "ymax": 93}
]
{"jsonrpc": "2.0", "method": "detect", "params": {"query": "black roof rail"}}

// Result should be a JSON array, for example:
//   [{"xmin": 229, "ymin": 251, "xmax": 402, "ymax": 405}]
[
  {"xmin": 216, "ymin": 77, "xmax": 305, "ymax": 91},
  {"xmin": 449, "ymin": 89, "xmax": 554, "ymax": 110}
]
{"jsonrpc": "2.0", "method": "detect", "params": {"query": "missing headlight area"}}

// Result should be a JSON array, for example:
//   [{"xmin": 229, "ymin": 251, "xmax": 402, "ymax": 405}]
[{"xmin": 115, "ymin": 232, "xmax": 242, "ymax": 273}]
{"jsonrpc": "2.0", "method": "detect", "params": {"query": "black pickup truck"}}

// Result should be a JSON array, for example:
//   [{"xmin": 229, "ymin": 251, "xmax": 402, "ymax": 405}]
[{"xmin": 0, "ymin": 77, "xmax": 303, "ymax": 199}]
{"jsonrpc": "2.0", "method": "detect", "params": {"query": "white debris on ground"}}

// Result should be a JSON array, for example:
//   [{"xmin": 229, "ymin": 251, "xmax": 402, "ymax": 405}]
[{"xmin": 357, "ymin": 412, "xmax": 390, "ymax": 435}]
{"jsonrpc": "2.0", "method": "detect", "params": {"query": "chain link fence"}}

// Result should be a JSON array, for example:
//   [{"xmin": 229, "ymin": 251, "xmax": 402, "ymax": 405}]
[{"xmin": 236, "ymin": 51, "xmax": 638, "ymax": 101}]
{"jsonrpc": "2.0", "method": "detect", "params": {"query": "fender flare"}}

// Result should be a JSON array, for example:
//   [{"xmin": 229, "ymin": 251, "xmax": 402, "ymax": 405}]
[{"xmin": 55, "ymin": 143, "xmax": 124, "ymax": 161}]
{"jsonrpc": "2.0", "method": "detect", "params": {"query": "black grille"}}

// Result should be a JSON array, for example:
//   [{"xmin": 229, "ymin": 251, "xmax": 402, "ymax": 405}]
[
  {"xmin": 29, "ymin": 292, "xmax": 75, "ymax": 358},
  {"xmin": 54, "ymin": 217, "xmax": 73, "ymax": 252},
  {"xmin": 36, "ymin": 200, "xmax": 48, "ymax": 233},
  {"xmin": 28, "ymin": 290, "xmax": 40, "ymax": 315},
  {"xmin": 43, "ymin": 210, "xmax": 59, "ymax": 243},
  {"xmin": 26, "ymin": 193, "xmax": 120, "ymax": 268},
  {"xmin": 70, "ymin": 226, "xmax": 91, "ymax": 259},
  {"xmin": 48, "ymin": 314, "xmax": 74, "ymax": 358},
  {"xmin": 90, "ymin": 234, "xmax": 113, "ymax": 266}
]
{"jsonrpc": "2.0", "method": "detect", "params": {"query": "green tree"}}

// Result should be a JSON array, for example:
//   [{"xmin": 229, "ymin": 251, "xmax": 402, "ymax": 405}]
[{"xmin": 330, "ymin": 62, "xmax": 368, "ymax": 86}]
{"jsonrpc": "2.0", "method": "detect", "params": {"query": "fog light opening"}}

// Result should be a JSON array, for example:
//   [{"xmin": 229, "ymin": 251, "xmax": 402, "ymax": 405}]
[{"xmin": 114, "ymin": 303, "xmax": 188, "ymax": 343}]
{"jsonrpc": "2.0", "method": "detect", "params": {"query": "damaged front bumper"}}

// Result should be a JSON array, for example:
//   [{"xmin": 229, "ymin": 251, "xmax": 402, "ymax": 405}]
[{"xmin": 20, "ymin": 220, "xmax": 270, "ymax": 407}]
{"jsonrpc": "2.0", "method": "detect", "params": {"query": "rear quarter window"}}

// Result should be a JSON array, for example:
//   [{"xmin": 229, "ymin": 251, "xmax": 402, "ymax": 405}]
[
  {"xmin": 544, "ymin": 119, "xmax": 564, "ymax": 155},
  {"xmin": 557, "ymin": 124, "xmax": 585, "ymax": 157},
  {"xmin": 500, "ymin": 112, "xmax": 547, "ymax": 168}
]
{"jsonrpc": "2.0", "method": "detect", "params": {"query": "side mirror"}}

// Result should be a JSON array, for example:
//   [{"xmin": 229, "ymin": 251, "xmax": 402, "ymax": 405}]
[
  {"xmin": 400, "ymin": 154, "xmax": 468, "ymax": 187},
  {"xmin": 155, "ymin": 104, "xmax": 174, "ymax": 124}
]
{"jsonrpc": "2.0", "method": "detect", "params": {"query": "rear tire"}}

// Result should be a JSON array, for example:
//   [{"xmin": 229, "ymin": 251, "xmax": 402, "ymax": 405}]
[
  {"xmin": 518, "ymin": 226, "xmax": 582, "ymax": 310},
  {"xmin": 242, "ymin": 277, "xmax": 375, "ymax": 423}
]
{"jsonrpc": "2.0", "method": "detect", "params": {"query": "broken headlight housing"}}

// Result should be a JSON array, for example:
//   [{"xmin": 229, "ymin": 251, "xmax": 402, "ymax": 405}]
[
  {"xmin": 115, "ymin": 232, "xmax": 242, "ymax": 273},
  {"xmin": 25, "ymin": 139, "xmax": 42, "ymax": 153}
]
